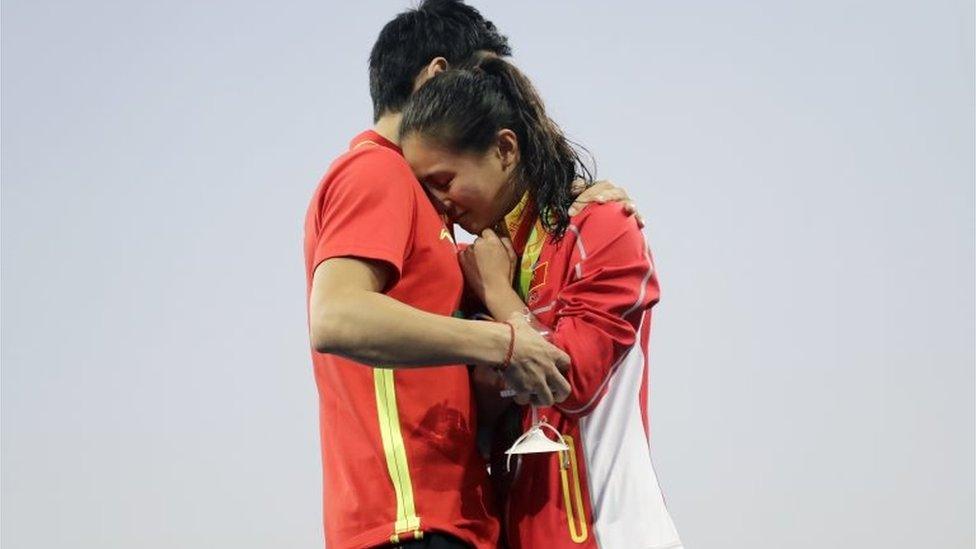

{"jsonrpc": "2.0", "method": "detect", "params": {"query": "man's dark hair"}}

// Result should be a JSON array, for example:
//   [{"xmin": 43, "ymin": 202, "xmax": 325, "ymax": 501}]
[{"xmin": 368, "ymin": 0, "xmax": 511, "ymax": 122}]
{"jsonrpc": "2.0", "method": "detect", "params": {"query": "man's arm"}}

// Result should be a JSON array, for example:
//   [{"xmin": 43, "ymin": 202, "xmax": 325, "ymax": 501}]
[
  {"xmin": 310, "ymin": 256, "xmax": 509, "ymax": 366},
  {"xmin": 309, "ymin": 256, "xmax": 572, "ymax": 405}
]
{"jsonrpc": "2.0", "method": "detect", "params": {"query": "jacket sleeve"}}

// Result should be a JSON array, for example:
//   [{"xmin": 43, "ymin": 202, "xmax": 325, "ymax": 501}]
[{"xmin": 548, "ymin": 204, "xmax": 660, "ymax": 417}]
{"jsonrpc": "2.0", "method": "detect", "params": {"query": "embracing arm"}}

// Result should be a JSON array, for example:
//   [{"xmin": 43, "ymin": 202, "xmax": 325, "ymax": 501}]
[
  {"xmin": 569, "ymin": 179, "xmax": 645, "ymax": 227},
  {"xmin": 309, "ymin": 256, "xmax": 510, "ymax": 367},
  {"xmin": 310, "ymin": 256, "xmax": 571, "ymax": 404}
]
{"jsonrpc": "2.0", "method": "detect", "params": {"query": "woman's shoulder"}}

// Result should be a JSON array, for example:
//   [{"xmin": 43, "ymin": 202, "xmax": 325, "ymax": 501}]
[
  {"xmin": 569, "ymin": 201, "xmax": 641, "ymax": 235},
  {"xmin": 560, "ymin": 201, "xmax": 648, "ymax": 257}
]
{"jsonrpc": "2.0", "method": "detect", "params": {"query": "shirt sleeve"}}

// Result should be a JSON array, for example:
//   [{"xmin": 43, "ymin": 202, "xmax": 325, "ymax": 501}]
[
  {"xmin": 310, "ymin": 147, "xmax": 417, "ymax": 288},
  {"xmin": 548, "ymin": 204, "xmax": 660, "ymax": 417}
]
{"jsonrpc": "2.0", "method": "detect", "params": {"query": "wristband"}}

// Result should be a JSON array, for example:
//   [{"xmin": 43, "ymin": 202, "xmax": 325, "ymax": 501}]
[{"xmin": 496, "ymin": 321, "xmax": 515, "ymax": 372}]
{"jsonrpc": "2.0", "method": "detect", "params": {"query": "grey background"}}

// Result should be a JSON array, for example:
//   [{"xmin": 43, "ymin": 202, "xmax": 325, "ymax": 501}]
[{"xmin": 3, "ymin": 1, "xmax": 973, "ymax": 547}]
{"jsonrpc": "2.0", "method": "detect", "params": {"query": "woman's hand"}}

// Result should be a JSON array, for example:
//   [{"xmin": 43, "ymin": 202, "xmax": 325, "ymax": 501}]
[{"xmin": 459, "ymin": 228, "xmax": 517, "ymax": 305}]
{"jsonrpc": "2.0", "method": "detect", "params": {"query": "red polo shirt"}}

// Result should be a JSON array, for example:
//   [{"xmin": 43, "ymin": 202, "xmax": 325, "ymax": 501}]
[{"xmin": 303, "ymin": 130, "xmax": 498, "ymax": 549}]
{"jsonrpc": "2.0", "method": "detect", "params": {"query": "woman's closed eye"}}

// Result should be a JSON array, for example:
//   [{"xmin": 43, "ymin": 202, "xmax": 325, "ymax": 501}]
[{"xmin": 425, "ymin": 172, "xmax": 454, "ymax": 190}]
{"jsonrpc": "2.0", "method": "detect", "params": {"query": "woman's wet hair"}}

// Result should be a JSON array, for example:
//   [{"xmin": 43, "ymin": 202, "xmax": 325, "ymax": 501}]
[{"xmin": 399, "ymin": 57, "xmax": 594, "ymax": 239}]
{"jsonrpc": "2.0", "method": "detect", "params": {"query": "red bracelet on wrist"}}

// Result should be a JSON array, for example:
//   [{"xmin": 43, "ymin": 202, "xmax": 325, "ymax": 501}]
[{"xmin": 497, "ymin": 321, "xmax": 515, "ymax": 371}]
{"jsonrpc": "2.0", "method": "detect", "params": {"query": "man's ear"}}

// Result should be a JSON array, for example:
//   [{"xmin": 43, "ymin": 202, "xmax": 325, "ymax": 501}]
[
  {"xmin": 413, "ymin": 57, "xmax": 449, "ymax": 91},
  {"xmin": 495, "ymin": 129, "xmax": 519, "ymax": 173}
]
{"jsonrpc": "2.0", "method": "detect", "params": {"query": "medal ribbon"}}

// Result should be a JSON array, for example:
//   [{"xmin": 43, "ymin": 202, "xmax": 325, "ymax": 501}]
[{"xmin": 501, "ymin": 193, "xmax": 546, "ymax": 300}]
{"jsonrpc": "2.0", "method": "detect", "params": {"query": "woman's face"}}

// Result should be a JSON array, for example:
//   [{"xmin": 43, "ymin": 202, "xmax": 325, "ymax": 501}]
[{"xmin": 401, "ymin": 131, "xmax": 519, "ymax": 235}]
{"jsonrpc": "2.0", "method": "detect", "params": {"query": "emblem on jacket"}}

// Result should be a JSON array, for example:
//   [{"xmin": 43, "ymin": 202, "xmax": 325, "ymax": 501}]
[{"xmin": 527, "ymin": 261, "xmax": 549, "ymax": 305}]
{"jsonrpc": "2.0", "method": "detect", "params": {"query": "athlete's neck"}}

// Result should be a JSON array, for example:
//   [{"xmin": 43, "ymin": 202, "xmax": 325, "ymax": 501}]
[{"xmin": 372, "ymin": 113, "xmax": 403, "ymax": 146}]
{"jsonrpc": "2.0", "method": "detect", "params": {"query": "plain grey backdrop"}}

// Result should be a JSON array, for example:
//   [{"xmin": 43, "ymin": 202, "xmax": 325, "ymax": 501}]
[{"xmin": 3, "ymin": 1, "xmax": 974, "ymax": 547}]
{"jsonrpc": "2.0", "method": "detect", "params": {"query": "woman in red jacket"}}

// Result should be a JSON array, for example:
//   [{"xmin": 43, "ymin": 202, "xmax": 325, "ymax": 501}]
[{"xmin": 398, "ymin": 57, "xmax": 683, "ymax": 549}]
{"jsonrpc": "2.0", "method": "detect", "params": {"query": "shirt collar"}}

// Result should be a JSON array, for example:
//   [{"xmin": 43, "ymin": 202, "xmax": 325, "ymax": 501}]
[{"xmin": 349, "ymin": 129, "xmax": 401, "ymax": 154}]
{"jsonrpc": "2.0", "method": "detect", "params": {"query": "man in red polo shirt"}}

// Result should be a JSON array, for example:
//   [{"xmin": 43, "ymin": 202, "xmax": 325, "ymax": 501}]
[{"xmin": 304, "ymin": 2, "xmax": 640, "ymax": 548}]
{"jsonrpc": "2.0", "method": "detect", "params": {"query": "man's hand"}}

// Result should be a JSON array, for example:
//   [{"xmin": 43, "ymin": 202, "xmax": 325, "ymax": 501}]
[
  {"xmin": 458, "ymin": 229, "xmax": 517, "ymax": 305},
  {"xmin": 501, "ymin": 312, "xmax": 571, "ymax": 406},
  {"xmin": 569, "ymin": 179, "xmax": 645, "ymax": 228}
]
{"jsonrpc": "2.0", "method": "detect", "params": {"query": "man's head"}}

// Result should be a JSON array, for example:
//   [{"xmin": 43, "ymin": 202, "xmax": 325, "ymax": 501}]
[{"xmin": 368, "ymin": 0, "xmax": 511, "ymax": 122}]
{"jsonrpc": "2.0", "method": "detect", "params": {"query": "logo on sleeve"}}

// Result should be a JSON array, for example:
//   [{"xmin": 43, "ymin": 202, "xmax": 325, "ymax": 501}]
[{"xmin": 439, "ymin": 228, "xmax": 455, "ymax": 244}]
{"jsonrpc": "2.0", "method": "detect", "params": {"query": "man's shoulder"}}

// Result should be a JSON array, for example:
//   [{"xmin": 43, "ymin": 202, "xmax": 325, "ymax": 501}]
[
  {"xmin": 313, "ymin": 144, "xmax": 418, "ymax": 208},
  {"xmin": 329, "ymin": 141, "xmax": 412, "ymax": 181}
]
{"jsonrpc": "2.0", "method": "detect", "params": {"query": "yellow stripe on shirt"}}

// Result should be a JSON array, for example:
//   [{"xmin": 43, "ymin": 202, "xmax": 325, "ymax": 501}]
[{"xmin": 373, "ymin": 368, "xmax": 422, "ymax": 541}]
